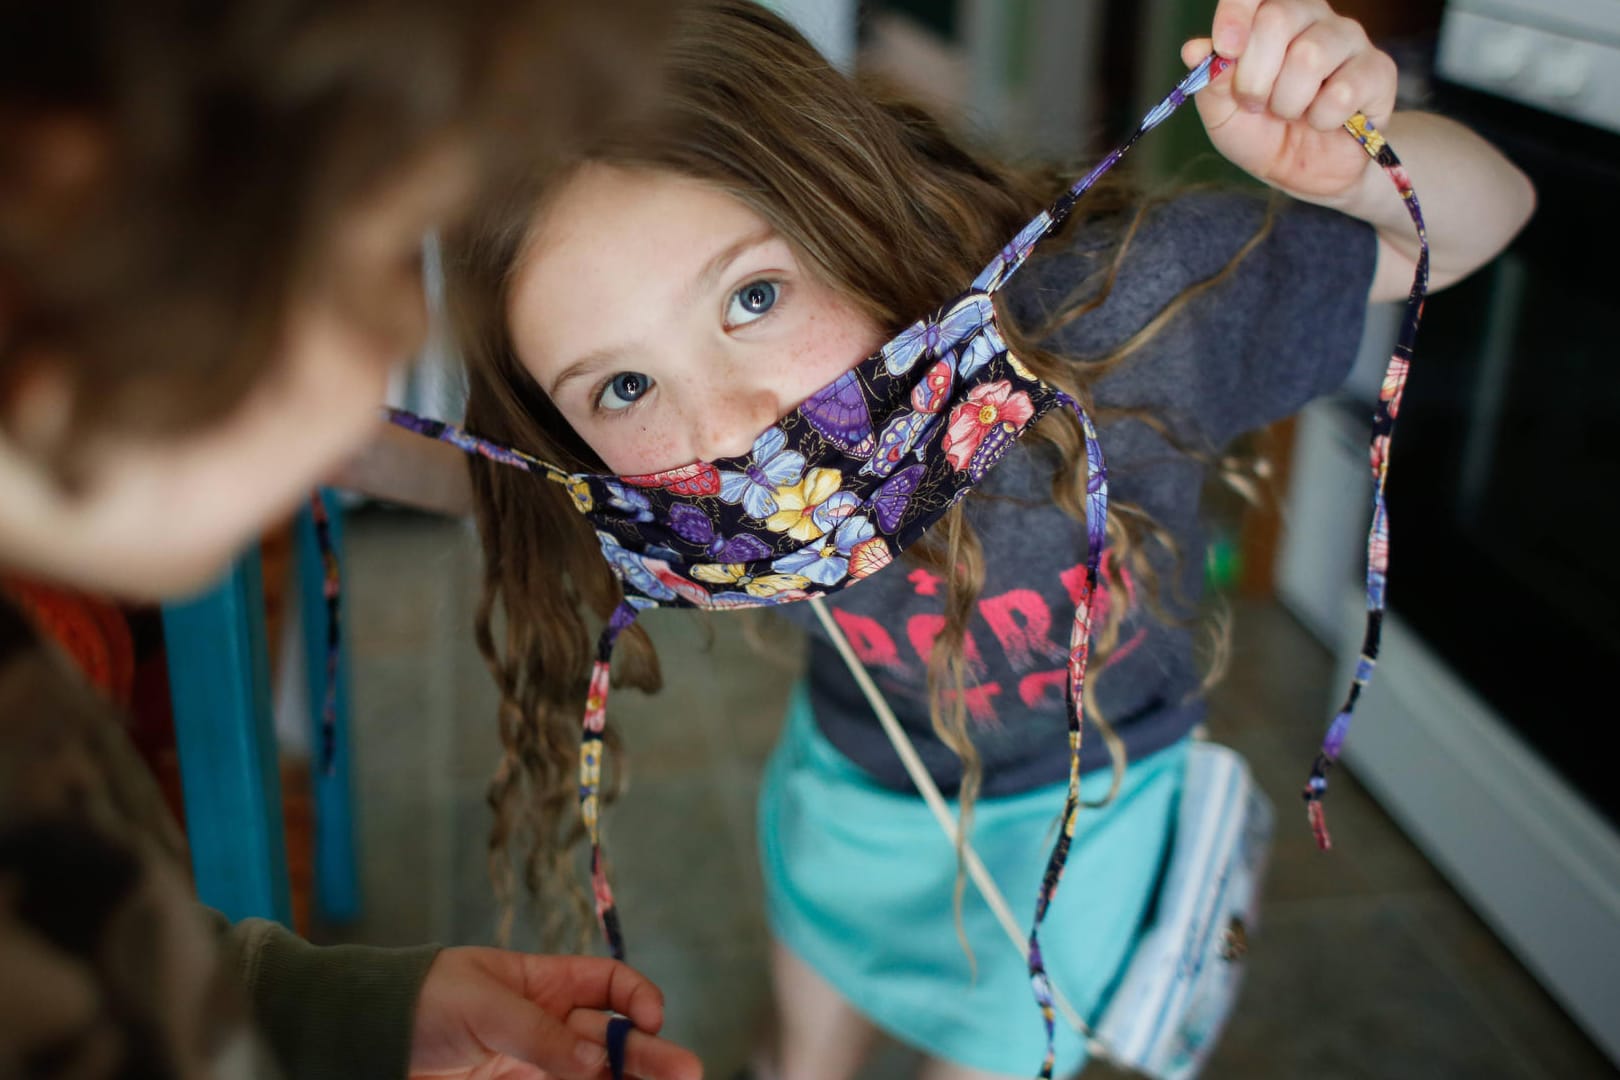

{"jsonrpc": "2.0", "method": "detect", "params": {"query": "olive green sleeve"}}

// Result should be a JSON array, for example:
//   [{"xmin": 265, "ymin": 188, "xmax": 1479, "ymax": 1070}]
[{"xmin": 208, "ymin": 911, "xmax": 442, "ymax": 1080}]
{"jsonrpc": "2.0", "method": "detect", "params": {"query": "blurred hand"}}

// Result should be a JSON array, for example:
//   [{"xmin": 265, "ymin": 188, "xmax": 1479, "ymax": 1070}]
[{"xmin": 409, "ymin": 948, "xmax": 703, "ymax": 1080}]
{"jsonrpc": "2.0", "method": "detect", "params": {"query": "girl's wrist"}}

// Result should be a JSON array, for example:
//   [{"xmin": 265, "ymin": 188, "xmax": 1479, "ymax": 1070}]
[{"xmin": 1298, "ymin": 113, "xmax": 1414, "ymax": 233}]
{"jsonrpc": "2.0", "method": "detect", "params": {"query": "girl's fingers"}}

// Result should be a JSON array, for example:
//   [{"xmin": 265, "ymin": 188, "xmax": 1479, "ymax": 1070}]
[
  {"xmin": 1210, "ymin": 0, "xmax": 1262, "ymax": 57},
  {"xmin": 1196, "ymin": 3, "xmax": 1396, "ymax": 131},
  {"xmin": 1185, "ymin": 36, "xmax": 1244, "ymax": 132},
  {"xmin": 1182, "ymin": 37, "xmax": 1243, "ymax": 130},
  {"xmin": 1268, "ymin": 18, "xmax": 1363, "ymax": 121},
  {"xmin": 1233, "ymin": 2, "xmax": 1331, "ymax": 112},
  {"xmin": 1181, "ymin": 36, "xmax": 1214, "ymax": 70},
  {"xmin": 1308, "ymin": 47, "xmax": 1398, "ymax": 130}
]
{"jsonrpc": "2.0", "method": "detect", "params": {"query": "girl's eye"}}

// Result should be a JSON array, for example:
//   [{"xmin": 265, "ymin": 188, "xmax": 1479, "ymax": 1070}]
[
  {"xmin": 725, "ymin": 279, "xmax": 778, "ymax": 327},
  {"xmin": 598, "ymin": 371, "xmax": 653, "ymax": 412}
]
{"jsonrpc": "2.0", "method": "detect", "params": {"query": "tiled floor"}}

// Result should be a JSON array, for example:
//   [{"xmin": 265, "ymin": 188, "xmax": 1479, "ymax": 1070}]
[{"xmin": 319, "ymin": 507, "xmax": 1615, "ymax": 1079}]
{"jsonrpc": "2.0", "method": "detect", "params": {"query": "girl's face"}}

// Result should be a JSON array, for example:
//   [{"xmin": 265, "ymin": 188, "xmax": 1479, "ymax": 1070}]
[{"xmin": 507, "ymin": 164, "xmax": 884, "ymax": 475}]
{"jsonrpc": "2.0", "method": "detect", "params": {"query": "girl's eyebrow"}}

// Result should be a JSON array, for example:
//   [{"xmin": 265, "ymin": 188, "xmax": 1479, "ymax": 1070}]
[
  {"xmin": 687, "ymin": 226, "xmax": 777, "ymax": 305},
  {"xmin": 548, "ymin": 345, "xmax": 623, "ymax": 399}
]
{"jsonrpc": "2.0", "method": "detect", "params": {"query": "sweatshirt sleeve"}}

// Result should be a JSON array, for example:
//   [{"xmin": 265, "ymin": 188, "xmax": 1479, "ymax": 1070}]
[
  {"xmin": 1012, "ymin": 189, "xmax": 1378, "ymax": 451},
  {"xmin": 209, "ymin": 910, "xmax": 442, "ymax": 1080}
]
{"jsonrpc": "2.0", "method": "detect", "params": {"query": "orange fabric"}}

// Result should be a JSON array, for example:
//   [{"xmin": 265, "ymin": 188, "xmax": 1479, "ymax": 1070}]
[{"xmin": 0, "ymin": 575, "xmax": 135, "ymax": 707}]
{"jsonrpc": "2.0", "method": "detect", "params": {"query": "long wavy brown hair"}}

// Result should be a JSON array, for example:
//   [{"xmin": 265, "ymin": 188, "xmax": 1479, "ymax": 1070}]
[{"xmin": 444, "ymin": 0, "xmax": 1266, "ymax": 947}]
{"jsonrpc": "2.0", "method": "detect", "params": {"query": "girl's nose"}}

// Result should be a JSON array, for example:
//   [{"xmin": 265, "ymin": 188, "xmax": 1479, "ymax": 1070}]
[{"xmin": 690, "ymin": 379, "xmax": 784, "ymax": 462}]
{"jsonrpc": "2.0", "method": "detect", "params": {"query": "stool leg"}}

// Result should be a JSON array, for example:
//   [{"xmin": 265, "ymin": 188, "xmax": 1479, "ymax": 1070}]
[
  {"xmin": 162, "ymin": 551, "xmax": 292, "ymax": 925},
  {"xmin": 297, "ymin": 489, "xmax": 361, "ymax": 924}
]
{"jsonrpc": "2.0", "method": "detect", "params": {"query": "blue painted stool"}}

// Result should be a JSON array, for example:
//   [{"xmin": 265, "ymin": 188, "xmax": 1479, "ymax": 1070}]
[{"xmin": 161, "ymin": 489, "xmax": 360, "ymax": 925}]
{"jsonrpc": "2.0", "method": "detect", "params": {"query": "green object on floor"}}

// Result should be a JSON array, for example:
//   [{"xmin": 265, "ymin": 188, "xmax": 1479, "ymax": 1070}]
[{"xmin": 1205, "ymin": 530, "xmax": 1241, "ymax": 593}]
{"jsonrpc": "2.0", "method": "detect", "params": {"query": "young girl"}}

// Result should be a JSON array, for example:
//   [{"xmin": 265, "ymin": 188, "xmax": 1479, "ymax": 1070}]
[{"xmin": 427, "ymin": 1, "xmax": 1533, "ymax": 1077}]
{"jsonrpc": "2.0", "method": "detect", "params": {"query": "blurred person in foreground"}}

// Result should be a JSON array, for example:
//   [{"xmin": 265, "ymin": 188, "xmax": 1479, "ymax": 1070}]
[{"xmin": 0, "ymin": 3, "xmax": 702, "ymax": 1079}]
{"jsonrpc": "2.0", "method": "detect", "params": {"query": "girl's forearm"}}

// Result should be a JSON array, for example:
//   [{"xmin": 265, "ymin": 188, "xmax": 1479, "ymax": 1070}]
[{"xmin": 1331, "ymin": 111, "xmax": 1535, "ymax": 302}]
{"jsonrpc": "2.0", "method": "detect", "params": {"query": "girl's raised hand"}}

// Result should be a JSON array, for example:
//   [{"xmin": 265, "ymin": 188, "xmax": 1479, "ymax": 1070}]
[{"xmin": 1181, "ymin": 0, "xmax": 1398, "ymax": 206}]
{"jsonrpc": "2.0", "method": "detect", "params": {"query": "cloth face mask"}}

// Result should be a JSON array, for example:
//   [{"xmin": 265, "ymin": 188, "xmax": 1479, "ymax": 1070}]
[{"xmin": 384, "ymin": 52, "xmax": 1429, "ymax": 1080}]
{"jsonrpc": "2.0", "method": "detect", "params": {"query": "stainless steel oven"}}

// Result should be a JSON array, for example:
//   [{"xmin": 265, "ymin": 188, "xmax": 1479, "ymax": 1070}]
[
  {"xmin": 1277, "ymin": 0, "xmax": 1620, "ymax": 1063},
  {"xmin": 1399, "ymin": 0, "xmax": 1620, "ymax": 833}
]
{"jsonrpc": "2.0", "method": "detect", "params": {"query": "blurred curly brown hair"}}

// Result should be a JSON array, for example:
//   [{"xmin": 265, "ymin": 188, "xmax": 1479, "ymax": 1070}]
[{"xmin": 0, "ymin": 0, "xmax": 669, "ymax": 465}]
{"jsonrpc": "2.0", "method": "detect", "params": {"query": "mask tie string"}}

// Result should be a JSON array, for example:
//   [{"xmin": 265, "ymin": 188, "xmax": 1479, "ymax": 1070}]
[
  {"xmin": 1303, "ymin": 114, "xmax": 1430, "ymax": 851},
  {"xmin": 584, "ymin": 601, "xmax": 642, "ymax": 1080},
  {"xmin": 580, "ymin": 599, "xmax": 641, "ymax": 961}
]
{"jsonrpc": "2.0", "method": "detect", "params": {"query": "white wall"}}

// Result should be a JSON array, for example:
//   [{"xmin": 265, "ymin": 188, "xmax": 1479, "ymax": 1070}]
[{"xmin": 763, "ymin": 0, "xmax": 858, "ymax": 71}]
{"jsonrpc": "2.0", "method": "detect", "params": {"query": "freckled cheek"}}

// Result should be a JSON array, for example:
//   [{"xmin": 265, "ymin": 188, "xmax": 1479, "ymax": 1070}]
[
  {"xmin": 785, "ymin": 309, "xmax": 879, "ymax": 399},
  {"xmin": 602, "ymin": 423, "xmax": 681, "ymax": 476}
]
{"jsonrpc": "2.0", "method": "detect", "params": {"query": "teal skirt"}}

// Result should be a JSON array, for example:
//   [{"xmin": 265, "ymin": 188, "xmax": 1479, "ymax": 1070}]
[{"xmin": 758, "ymin": 682, "xmax": 1187, "ymax": 1077}]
